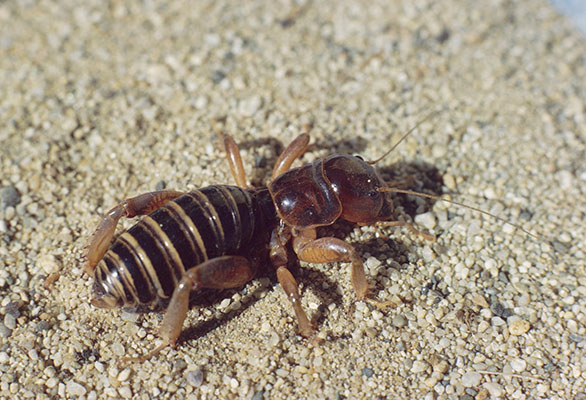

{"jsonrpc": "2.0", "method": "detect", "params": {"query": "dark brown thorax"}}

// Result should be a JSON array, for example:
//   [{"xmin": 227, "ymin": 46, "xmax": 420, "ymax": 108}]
[{"xmin": 268, "ymin": 154, "xmax": 393, "ymax": 230}]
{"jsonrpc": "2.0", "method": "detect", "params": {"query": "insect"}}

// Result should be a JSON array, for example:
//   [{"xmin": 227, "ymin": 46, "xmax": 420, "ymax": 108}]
[{"xmin": 84, "ymin": 113, "xmax": 534, "ymax": 363}]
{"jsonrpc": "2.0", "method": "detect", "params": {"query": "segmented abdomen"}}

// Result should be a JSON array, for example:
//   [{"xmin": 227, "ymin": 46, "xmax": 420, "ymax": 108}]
[{"xmin": 94, "ymin": 185, "xmax": 266, "ymax": 308}]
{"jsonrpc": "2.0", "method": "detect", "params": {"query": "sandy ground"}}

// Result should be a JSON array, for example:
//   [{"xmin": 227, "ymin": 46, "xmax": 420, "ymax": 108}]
[{"xmin": 1, "ymin": 0, "xmax": 585, "ymax": 399}]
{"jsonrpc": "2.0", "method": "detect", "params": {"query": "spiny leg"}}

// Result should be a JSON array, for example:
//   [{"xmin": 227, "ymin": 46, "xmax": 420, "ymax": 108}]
[
  {"xmin": 272, "ymin": 132, "xmax": 310, "ymax": 179},
  {"xmin": 85, "ymin": 190, "xmax": 183, "ymax": 273},
  {"xmin": 292, "ymin": 229, "xmax": 395, "ymax": 309},
  {"xmin": 269, "ymin": 226, "xmax": 314, "ymax": 338},
  {"xmin": 120, "ymin": 255, "xmax": 256, "ymax": 364}
]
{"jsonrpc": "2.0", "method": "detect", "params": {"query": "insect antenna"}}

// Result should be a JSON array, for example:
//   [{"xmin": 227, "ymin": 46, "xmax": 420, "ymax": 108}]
[
  {"xmin": 367, "ymin": 108, "xmax": 442, "ymax": 165},
  {"xmin": 377, "ymin": 187, "xmax": 538, "ymax": 239}
]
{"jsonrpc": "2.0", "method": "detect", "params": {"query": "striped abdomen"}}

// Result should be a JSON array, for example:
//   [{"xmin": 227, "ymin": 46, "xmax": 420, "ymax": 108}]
[{"xmin": 92, "ymin": 185, "xmax": 275, "ymax": 308}]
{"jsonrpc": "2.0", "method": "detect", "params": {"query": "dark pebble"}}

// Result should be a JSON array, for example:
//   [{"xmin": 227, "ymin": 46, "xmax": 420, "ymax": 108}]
[
  {"xmin": 5, "ymin": 301, "xmax": 22, "ymax": 318},
  {"xmin": 0, "ymin": 322, "xmax": 11, "ymax": 337},
  {"xmin": 35, "ymin": 321, "xmax": 51, "ymax": 332},
  {"xmin": 490, "ymin": 302, "xmax": 505, "ymax": 317},
  {"xmin": 211, "ymin": 70, "xmax": 226, "ymax": 84},
  {"xmin": 361, "ymin": 367, "xmax": 374, "ymax": 378},
  {"xmin": 0, "ymin": 186, "xmax": 20, "ymax": 209},
  {"xmin": 173, "ymin": 358, "xmax": 187, "ymax": 371},
  {"xmin": 251, "ymin": 390, "xmax": 264, "ymax": 400}
]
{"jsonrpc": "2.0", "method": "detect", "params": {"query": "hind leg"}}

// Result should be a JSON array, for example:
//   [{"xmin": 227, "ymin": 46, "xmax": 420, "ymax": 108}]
[
  {"xmin": 85, "ymin": 190, "xmax": 183, "ymax": 273},
  {"xmin": 120, "ymin": 255, "xmax": 255, "ymax": 364}
]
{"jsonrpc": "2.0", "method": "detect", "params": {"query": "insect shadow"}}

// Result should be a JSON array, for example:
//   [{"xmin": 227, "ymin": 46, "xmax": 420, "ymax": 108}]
[{"xmin": 378, "ymin": 160, "xmax": 444, "ymax": 218}]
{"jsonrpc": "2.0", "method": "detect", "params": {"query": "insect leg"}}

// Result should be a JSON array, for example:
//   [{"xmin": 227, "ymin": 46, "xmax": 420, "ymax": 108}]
[
  {"xmin": 222, "ymin": 134, "xmax": 250, "ymax": 188},
  {"xmin": 212, "ymin": 121, "xmax": 250, "ymax": 188},
  {"xmin": 85, "ymin": 190, "xmax": 184, "ymax": 273},
  {"xmin": 269, "ymin": 226, "xmax": 314, "ymax": 338},
  {"xmin": 292, "ymin": 229, "xmax": 393, "ymax": 308},
  {"xmin": 272, "ymin": 133, "xmax": 310, "ymax": 179},
  {"xmin": 120, "ymin": 255, "xmax": 255, "ymax": 364}
]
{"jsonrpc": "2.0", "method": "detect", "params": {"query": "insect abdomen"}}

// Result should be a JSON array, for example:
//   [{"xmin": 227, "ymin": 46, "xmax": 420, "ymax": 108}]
[{"xmin": 93, "ymin": 185, "xmax": 261, "ymax": 308}]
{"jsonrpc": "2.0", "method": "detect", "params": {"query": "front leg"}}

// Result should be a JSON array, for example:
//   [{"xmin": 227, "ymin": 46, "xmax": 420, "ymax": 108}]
[
  {"xmin": 269, "ymin": 226, "xmax": 314, "ymax": 338},
  {"xmin": 292, "ymin": 229, "xmax": 393, "ymax": 308},
  {"xmin": 85, "ymin": 190, "xmax": 183, "ymax": 273}
]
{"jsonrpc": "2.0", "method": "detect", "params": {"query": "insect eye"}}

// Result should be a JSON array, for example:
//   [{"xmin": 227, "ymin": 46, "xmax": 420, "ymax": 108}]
[{"xmin": 368, "ymin": 190, "xmax": 378, "ymax": 198}]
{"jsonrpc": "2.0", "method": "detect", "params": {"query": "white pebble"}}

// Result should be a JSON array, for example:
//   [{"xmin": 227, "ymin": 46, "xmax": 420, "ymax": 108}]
[
  {"xmin": 38, "ymin": 254, "xmax": 61, "ymax": 274},
  {"xmin": 118, "ymin": 368, "xmax": 131, "ymax": 381},
  {"xmin": 120, "ymin": 312, "xmax": 139, "ymax": 322},
  {"xmin": 119, "ymin": 386, "xmax": 132, "ymax": 398},
  {"xmin": 510, "ymin": 358, "xmax": 527, "ymax": 372},
  {"xmin": 411, "ymin": 360, "xmax": 428, "ymax": 373},
  {"xmin": 0, "ymin": 352, "xmax": 9, "ymax": 363},
  {"xmin": 483, "ymin": 382, "xmax": 504, "ymax": 397},
  {"xmin": 508, "ymin": 319, "xmax": 531, "ymax": 335},
  {"xmin": 444, "ymin": 174, "xmax": 456, "ymax": 190},
  {"xmin": 66, "ymin": 381, "xmax": 87, "ymax": 397},
  {"xmin": 112, "ymin": 342, "xmax": 125, "ymax": 356},
  {"xmin": 422, "ymin": 246, "xmax": 434, "ymax": 262},
  {"xmin": 365, "ymin": 256, "xmax": 381, "ymax": 269},
  {"xmin": 46, "ymin": 378, "xmax": 58, "ymax": 388},
  {"xmin": 461, "ymin": 371, "xmax": 482, "ymax": 387},
  {"xmin": 415, "ymin": 212, "xmax": 436, "ymax": 230},
  {"xmin": 239, "ymin": 96, "xmax": 263, "ymax": 116},
  {"xmin": 4, "ymin": 314, "xmax": 16, "ymax": 330}
]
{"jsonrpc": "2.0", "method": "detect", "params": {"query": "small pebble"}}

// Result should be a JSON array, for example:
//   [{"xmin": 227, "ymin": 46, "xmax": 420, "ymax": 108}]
[
  {"xmin": 510, "ymin": 358, "xmax": 527, "ymax": 372},
  {"xmin": 0, "ymin": 186, "xmax": 20, "ymax": 209},
  {"xmin": 508, "ymin": 319, "xmax": 531, "ymax": 335},
  {"xmin": 118, "ymin": 369, "xmax": 131, "ymax": 382},
  {"xmin": 120, "ymin": 312, "xmax": 139, "ymax": 323},
  {"xmin": 239, "ymin": 96, "xmax": 263, "ymax": 116},
  {"xmin": 119, "ymin": 386, "xmax": 132, "ymax": 398},
  {"xmin": 173, "ymin": 359, "xmax": 187, "ymax": 371},
  {"xmin": 415, "ymin": 212, "xmax": 437, "ymax": 230},
  {"xmin": 251, "ymin": 391, "xmax": 264, "ymax": 400},
  {"xmin": 0, "ymin": 322, "xmax": 12, "ymax": 337},
  {"xmin": 469, "ymin": 293, "xmax": 489, "ymax": 308},
  {"xmin": 66, "ymin": 381, "xmax": 87, "ymax": 397},
  {"xmin": 482, "ymin": 382, "xmax": 503, "ymax": 397},
  {"xmin": 461, "ymin": 371, "xmax": 482, "ymax": 387},
  {"xmin": 4, "ymin": 314, "xmax": 16, "ymax": 330},
  {"xmin": 365, "ymin": 256, "xmax": 382, "ymax": 270},
  {"xmin": 411, "ymin": 360, "xmax": 428, "ymax": 373},
  {"xmin": 392, "ymin": 314, "xmax": 408, "ymax": 328},
  {"xmin": 186, "ymin": 368, "xmax": 204, "ymax": 387},
  {"xmin": 38, "ymin": 254, "xmax": 61, "ymax": 275},
  {"xmin": 362, "ymin": 367, "xmax": 374, "ymax": 377}
]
